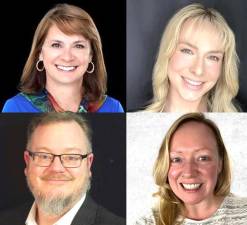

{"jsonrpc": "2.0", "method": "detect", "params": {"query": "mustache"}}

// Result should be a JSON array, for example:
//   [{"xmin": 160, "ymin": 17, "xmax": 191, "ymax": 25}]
[{"xmin": 41, "ymin": 173, "xmax": 73, "ymax": 181}]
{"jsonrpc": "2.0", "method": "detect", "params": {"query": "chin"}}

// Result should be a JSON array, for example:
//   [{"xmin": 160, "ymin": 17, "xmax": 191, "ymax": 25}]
[
  {"xmin": 179, "ymin": 91, "xmax": 205, "ymax": 102},
  {"xmin": 180, "ymin": 196, "xmax": 206, "ymax": 205}
]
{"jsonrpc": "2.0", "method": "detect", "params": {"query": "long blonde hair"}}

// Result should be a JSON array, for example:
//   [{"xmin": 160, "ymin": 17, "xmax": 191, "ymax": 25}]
[
  {"xmin": 146, "ymin": 3, "xmax": 239, "ymax": 112},
  {"xmin": 153, "ymin": 113, "xmax": 231, "ymax": 225}
]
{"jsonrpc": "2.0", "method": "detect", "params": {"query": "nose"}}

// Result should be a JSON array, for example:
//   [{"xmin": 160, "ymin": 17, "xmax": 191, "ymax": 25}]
[
  {"xmin": 190, "ymin": 56, "xmax": 204, "ymax": 76},
  {"xmin": 182, "ymin": 161, "xmax": 198, "ymax": 178},
  {"xmin": 61, "ymin": 47, "xmax": 74, "ymax": 62},
  {"xmin": 48, "ymin": 156, "xmax": 66, "ymax": 172}
]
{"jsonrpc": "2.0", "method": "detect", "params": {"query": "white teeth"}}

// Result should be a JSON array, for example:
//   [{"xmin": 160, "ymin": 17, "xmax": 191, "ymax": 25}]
[
  {"xmin": 184, "ymin": 78, "xmax": 202, "ymax": 86},
  {"xmin": 56, "ymin": 65, "xmax": 76, "ymax": 71},
  {"xmin": 182, "ymin": 183, "xmax": 201, "ymax": 190}
]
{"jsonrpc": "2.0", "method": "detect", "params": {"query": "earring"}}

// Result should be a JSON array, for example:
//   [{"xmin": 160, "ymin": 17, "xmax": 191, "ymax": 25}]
[
  {"xmin": 36, "ymin": 60, "xmax": 44, "ymax": 72},
  {"xmin": 86, "ymin": 61, "xmax": 94, "ymax": 74}
]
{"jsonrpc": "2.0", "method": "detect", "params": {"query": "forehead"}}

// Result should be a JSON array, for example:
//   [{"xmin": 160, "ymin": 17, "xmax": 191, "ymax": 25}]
[
  {"xmin": 178, "ymin": 19, "xmax": 224, "ymax": 51},
  {"xmin": 45, "ymin": 24, "xmax": 89, "ymax": 42},
  {"xmin": 30, "ymin": 121, "xmax": 88, "ymax": 153},
  {"xmin": 170, "ymin": 121, "xmax": 218, "ymax": 153}
]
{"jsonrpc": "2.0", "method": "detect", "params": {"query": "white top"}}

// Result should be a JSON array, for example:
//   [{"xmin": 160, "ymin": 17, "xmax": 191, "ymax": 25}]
[
  {"xmin": 135, "ymin": 195, "xmax": 247, "ymax": 225},
  {"xmin": 25, "ymin": 194, "xmax": 86, "ymax": 225}
]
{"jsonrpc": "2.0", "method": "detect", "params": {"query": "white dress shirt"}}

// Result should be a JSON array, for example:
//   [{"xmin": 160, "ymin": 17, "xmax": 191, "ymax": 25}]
[{"xmin": 25, "ymin": 194, "xmax": 86, "ymax": 225}]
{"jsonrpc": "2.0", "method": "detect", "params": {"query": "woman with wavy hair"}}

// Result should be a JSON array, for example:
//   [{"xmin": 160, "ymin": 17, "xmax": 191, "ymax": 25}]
[
  {"xmin": 136, "ymin": 113, "xmax": 247, "ymax": 225},
  {"xmin": 145, "ymin": 3, "xmax": 240, "ymax": 112},
  {"xmin": 2, "ymin": 4, "xmax": 123, "ymax": 112}
]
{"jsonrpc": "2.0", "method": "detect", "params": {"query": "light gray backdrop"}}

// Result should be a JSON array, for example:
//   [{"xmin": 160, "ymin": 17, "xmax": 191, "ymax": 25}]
[{"xmin": 127, "ymin": 113, "xmax": 247, "ymax": 224}]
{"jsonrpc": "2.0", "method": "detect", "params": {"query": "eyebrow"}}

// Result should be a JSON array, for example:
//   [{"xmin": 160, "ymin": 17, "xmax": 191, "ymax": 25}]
[
  {"xmin": 49, "ymin": 39, "xmax": 88, "ymax": 44},
  {"xmin": 33, "ymin": 147, "xmax": 83, "ymax": 153},
  {"xmin": 170, "ymin": 147, "xmax": 214, "ymax": 154},
  {"xmin": 178, "ymin": 41, "xmax": 224, "ymax": 54}
]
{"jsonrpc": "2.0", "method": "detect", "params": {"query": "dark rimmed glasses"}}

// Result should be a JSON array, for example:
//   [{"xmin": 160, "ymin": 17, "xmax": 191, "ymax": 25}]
[{"xmin": 27, "ymin": 150, "xmax": 90, "ymax": 168}]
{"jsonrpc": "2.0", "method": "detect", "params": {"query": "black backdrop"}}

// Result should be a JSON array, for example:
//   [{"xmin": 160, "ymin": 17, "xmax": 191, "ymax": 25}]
[
  {"xmin": 127, "ymin": 0, "xmax": 247, "ymax": 111},
  {"xmin": 0, "ymin": 0, "xmax": 126, "ymax": 110},
  {"xmin": 0, "ymin": 114, "xmax": 126, "ymax": 218}
]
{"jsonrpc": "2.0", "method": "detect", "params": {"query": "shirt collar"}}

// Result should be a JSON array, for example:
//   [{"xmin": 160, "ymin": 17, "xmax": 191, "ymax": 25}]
[{"xmin": 25, "ymin": 194, "xmax": 86, "ymax": 225}]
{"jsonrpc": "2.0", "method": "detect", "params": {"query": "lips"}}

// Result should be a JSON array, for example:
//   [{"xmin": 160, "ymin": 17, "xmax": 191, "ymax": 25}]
[
  {"xmin": 182, "ymin": 76, "xmax": 204, "ymax": 90},
  {"xmin": 56, "ymin": 65, "xmax": 77, "ymax": 71},
  {"xmin": 181, "ymin": 183, "xmax": 202, "ymax": 190},
  {"xmin": 41, "ymin": 173, "xmax": 73, "ymax": 181}
]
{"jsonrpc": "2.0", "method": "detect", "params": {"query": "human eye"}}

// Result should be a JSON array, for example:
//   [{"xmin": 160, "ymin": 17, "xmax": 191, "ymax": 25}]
[
  {"xmin": 75, "ymin": 44, "xmax": 85, "ymax": 49},
  {"xmin": 170, "ymin": 157, "xmax": 182, "ymax": 163},
  {"xmin": 63, "ymin": 154, "xmax": 81, "ymax": 162},
  {"xmin": 198, "ymin": 155, "xmax": 211, "ymax": 162},
  {"xmin": 180, "ymin": 48, "xmax": 193, "ymax": 55},
  {"xmin": 51, "ymin": 42, "xmax": 61, "ymax": 48},
  {"xmin": 36, "ymin": 153, "xmax": 52, "ymax": 160},
  {"xmin": 208, "ymin": 55, "xmax": 220, "ymax": 62}
]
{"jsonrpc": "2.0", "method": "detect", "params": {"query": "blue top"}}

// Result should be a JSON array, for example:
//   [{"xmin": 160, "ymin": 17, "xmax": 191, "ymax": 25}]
[{"xmin": 2, "ymin": 93, "xmax": 124, "ymax": 113}]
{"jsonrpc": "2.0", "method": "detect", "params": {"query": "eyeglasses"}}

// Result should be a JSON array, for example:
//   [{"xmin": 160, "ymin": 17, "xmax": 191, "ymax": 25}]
[{"xmin": 27, "ymin": 150, "xmax": 90, "ymax": 168}]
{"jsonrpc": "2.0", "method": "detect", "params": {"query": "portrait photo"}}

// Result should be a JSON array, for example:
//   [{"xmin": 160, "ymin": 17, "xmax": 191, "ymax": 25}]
[{"xmin": 127, "ymin": 113, "xmax": 247, "ymax": 224}]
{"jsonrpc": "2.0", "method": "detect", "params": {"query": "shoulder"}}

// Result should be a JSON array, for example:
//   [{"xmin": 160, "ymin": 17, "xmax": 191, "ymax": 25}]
[
  {"xmin": 95, "ymin": 204, "xmax": 125, "ymax": 225},
  {"xmin": 73, "ymin": 195, "xmax": 125, "ymax": 225},
  {"xmin": 2, "ymin": 93, "xmax": 40, "ymax": 112},
  {"xmin": 135, "ymin": 210, "xmax": 156, "ymax": 225},
  {"xmin": 98, "ymin": 96, "xmax": 124, "ymax": 112},
  {"xmin": 204, "ymin": 194, "xmax": 247, "ymax": 224},
  {"xmin": 0, "ymin": 202, "xmax": 31, "ymax": 225},
  {"xmin": 223, "ymin": 194, "xmax": 247, "ymax": 209}
]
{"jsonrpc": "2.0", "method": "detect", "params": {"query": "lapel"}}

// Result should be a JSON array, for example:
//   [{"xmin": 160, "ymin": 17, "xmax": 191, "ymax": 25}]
[{"xmin": 71, "ymin": 195, "xmax": 98, "ymax": 225}]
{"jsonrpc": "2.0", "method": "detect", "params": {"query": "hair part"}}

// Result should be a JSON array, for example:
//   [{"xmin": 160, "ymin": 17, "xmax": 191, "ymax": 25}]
[
  {"xmin": 19, "ymin": 3, "xmax": 107, "ymax": 102},
  {"xmin": 146, "ymin": 3, "xmax": 239, "ymax": 112},
  {"xmin": 26, "ymin": 112, "xmax": 92, "ymax": 152},
  {"xmin": 153, "ymin": 112, "xmax": 231, "ymax": 225}
]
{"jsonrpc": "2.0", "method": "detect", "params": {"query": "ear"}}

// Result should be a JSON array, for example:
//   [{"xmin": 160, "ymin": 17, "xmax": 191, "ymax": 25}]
[
  {"xmin": 217, "ymin": 158, "xmax": 223, "ymax": 174},
  {"xmin": 24, "ymin": 151, "xmax": 30, "ymax": 176},
  {"xmin": 87, "ymin": 153, "xmax": 94, "ymax": 170},
  {"xmin": 89, "ymin": 54, "xmax": 92, "ymax": 63},
  {"xmin": 39, "ymin": 52, "xmax": 43, "ymax": 61}
]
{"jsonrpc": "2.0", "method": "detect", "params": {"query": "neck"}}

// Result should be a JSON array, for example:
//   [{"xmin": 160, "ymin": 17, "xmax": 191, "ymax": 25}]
[
  {"xmin": 165, "ymin": 92, "xmax": 207, "ymax": 112},
  {"xmin": 46, "ymin": 83, "xmax": 83, "ymax": 112},
  {"xmin": 36, "ymin": 207, "xmax": 64, "ymax": 225},
  {"xmin": 184, "ymin": 195, "xmax": 224, "ymax": 220}
]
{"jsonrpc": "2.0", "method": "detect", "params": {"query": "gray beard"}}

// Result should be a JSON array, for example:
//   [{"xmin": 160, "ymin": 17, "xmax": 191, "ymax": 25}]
[
  {"xmin": 35, "ymin": 191, "xmax": 81, "ymax": 216},
  {"xmin": 26, "ymin": 177, "xmax": 90, "ymax": 217}
]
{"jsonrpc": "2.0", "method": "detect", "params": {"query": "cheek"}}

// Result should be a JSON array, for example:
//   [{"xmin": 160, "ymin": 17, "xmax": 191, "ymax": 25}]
[
  {"xmin": 203, "ymin": 165, "xmax": 219, "ymax": 179},
  {"xmin": 168, "ymin": 166, "xmax": 180, "ymax": 182},
  {"xmin": 205, "ymin": 62, "xmax": 222, "ymax": 81},
  {"xmin": 74, "ymin": 50, "xmax": 91, "ymax": 62},
  {"xmin": 168, "ymin": 52, "xmax": 192, "ymax": 76},
  {"xmin": 42, "ymin": 50, "xmax": 59, "ymax": 62},
  {"xmin": 27, "ymin": 166, "xmax": 45, "ymax": 178}
]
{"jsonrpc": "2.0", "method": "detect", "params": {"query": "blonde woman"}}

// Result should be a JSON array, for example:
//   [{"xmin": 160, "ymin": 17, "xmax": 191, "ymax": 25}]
[
  {"xmin": 146, "ymin": 3, "xmax": 239, "ymax": 112},
  {"xmin": 136, "ymin": 113, "xmax": 247, "ymax": 225}
]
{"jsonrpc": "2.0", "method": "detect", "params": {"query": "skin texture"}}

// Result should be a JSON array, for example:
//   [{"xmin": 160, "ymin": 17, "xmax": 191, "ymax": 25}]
[
  {"xmin": 40, "ymin": 24, "xmax": 92, "ymax": 88},
  {"xmin": 168, "ymin": 121, "xmax": 223, "ymax": 219},
  {"xmin": 167, "ymin": 20, "xmax": 224, "ymax": 112},
  {"xmin": 24, "ymin": 121, "xmax": 93, "ymax": 224},
  {"xmin": 38, "ymin": 24, "xmax": 93, "ymax": 111}
]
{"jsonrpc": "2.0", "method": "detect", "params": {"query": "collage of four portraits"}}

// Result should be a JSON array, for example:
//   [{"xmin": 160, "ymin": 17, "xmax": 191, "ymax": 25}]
[{"xmin": 0, "ymin": 0, "xmax": 247, "ymax": 224}]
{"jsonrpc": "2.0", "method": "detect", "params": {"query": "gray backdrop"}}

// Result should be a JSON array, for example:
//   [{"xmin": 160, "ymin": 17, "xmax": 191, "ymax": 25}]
[
  {"xmin": 127, "ymin": 113, "xmax": 247, "ymax": 224},
  {"xmin": 127, "ymin": 0, "xmax": 247, "ymax": 111}
]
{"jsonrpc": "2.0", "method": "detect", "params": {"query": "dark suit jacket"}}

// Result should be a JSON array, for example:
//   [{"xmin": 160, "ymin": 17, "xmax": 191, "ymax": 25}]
[{"xmin": 0, "ymin": 195, "xmax": 125, "ymax": 225}]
